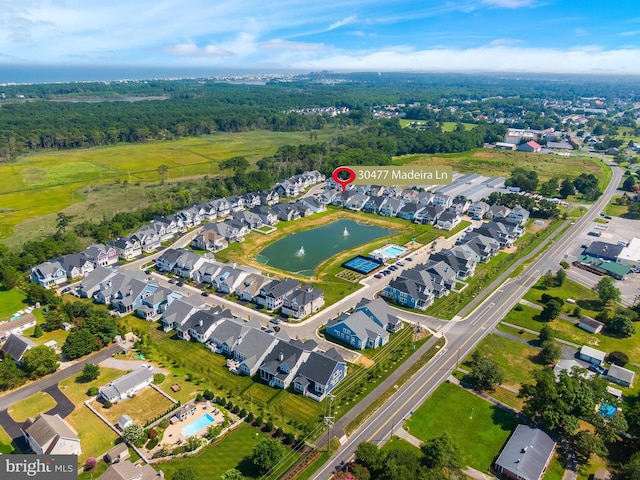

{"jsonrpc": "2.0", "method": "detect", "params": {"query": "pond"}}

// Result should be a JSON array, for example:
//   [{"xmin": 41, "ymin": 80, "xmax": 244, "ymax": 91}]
[{"xmin": 256, "ymin": 219, "xmax": 395, "ymax": 276}]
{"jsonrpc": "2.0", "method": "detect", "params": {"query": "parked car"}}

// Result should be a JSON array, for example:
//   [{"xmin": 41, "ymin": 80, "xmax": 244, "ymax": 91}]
[
  {"xmin": 176, "ymin": 281, "xmax": 184, "ymax": 287},
  {"xmin": 397, "ymin": 261, "xmax": 405, "ymax": 266},
  {"xmin": 588, "ymin": 364, "xmax": 606, "ymax": 375},
  {"xmin": 374, "ymin": 274, "xmax": 383, "ymax": 279},
  {"xmin": 389, "ymin": 265, "xmax": 398, "ymax": 271},
  {"xmin": 406, "ymin": 257, "xmax": 413, "ymax": 261},
  {"xmin": 168, "ymin": 279, "xmax": 176, "ymax": 284},
  {"xmin": 270, "ymin": 318, "xmax": 281, "ymax": 325},
  {"xmin": 201, "ymin": 291, "xmax": 209, "ymax": 297}
]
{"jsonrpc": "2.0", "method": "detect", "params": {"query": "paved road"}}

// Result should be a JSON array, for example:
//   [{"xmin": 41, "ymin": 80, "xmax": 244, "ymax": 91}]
[{"xmin": 310, "ymin": 163, "xmax": 622, "ymax": 479}]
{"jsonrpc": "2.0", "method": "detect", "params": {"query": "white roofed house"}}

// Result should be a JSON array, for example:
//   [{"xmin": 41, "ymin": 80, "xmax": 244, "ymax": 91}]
[
  {"xmin": 30, "ymin": 260, "xmax": 68, "ymax": 288},
  {"xmin": 249, "ymin": 205, "xmax": 279, "ymax": 226},
  {"xmin": 192, "ymin": 229, "xmax": 228, "ymax": 252},
  {"xmin": 507, "ymin": 206, "xmax": 531, "ymax": 226},
  {"xmin": 607, "ymin": 364, "xmax": 635, "ymax": 388},
  {"xmin": 21, "ymin": 413, "xmax": 81, "ymax": 456},
  {"xmin": 98, "ymin": 364, "xmax": 154, "ymax": 403},
  {"xmin": 344, "ymin": 193, "xmax": 370, "ymax": 212},
  {"xmin": 578, "ymin": 345, "xmax": 606, "ymax": 366},
  {"xmin": 212, "ymin": 265, "xmax": 252, "ymax": 294},
  {"xmin": 281, "ymin": 285, "xmax": 325, "ymax": 319}
]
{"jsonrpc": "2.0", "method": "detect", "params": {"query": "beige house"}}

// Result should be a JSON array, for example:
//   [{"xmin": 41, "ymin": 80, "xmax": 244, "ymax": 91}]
[{"xmin": 21, "ymin": 413, "xmax": 81, "ymax": 456}]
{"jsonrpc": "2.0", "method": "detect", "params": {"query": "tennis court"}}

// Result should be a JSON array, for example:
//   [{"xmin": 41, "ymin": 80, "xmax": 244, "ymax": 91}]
[{"xmin": 342, "ymin": 255, "xmax": 383, "ymax": 274}]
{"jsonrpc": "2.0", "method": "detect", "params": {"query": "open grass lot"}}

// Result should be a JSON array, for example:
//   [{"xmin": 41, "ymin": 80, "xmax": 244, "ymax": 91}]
[
  {"xmin": 0, "ymin": 425, "xmax": 16, "ymax": 454},
  {"xmin": 404, "ymin": 382, "xmax": 517, "ymax": 472},
  {"xmin": 461, "ymin": 334, "xmax": 541, "ymax": 390},
  {"xmin": 7, "ymin": 391, "xmax": 57, "ymax": 422},
  {"xmin": 0, "ymin": 128, "xmax": 336, "ymax": 242},
  {"xmin": 398, "ymin": 119, "xmax": 475, "ymax": 131},
  {"xmin": 155, "ymin": 424, "xmax": 300, "ymax": 480},
  {"xmin": 0, "ymin": 287, "xmax": 28, "ymax": 320},
  {"xmin": 59, "ymin": 367, "xmax": 124, "ymax": 404},
  {"xmin": 503, "ymin": 303, "xmax": 640, "ymax": 365},
  {"xmin": 524, "ymin": 278, "xmax": 601, "ymax": 316},
  {"xmin": 544, "ymin": 454, "xmax": 566, "ymax": 480},
  {"xmin": 392, "ymin": 148, "xmax": 605, "ymax": 185},
  {"xmin": 67, "ymin": 406, "xmax": 120, "ymax": 465},
  {"xmin": 604, "ymin": 196, "xmax": 634, "ymax": 218},
  {"xmin": 98, "ymin": 386, "xmax": 175, "ymax": 426},
  {"xmin": 381, "ymin": 436, "xmax": 421, "ymax": 453}
]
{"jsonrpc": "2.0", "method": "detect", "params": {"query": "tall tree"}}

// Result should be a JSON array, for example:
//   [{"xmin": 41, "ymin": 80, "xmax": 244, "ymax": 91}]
[
  {"xmin": 420, "ymin": 432, "xmax": 461, "ymax": 472},
  {"xmin": 21, "ymin": 345, "xmax": 59, "ymax": 379},
  {"xmin": 157, "ymin": 164, "xmax": 169, "ymax": 184},
  {"xmin": 555, "ymin": 268, "xmax": 567, "ymax": 286},
  {"xmin": 593, "ymin": 276, "xmax": 621, "ymax": 305},
  {"xmin": 81, "ymin": 363, "xmax": 100, "ymax": 382},
  {"xmin": 559, "ymin": 178, "xmax": 575, "ymax": 198},
  {"xmin": 172, "ymin": 466, "xmax": 200, "ymax": 480},
  {"xmin": 251, "ymin": 437, "xmax": 284, "ymax": 474},
  {"xmin": 468, "ymin": 355, "xmax": 504, "ymax": 391}
]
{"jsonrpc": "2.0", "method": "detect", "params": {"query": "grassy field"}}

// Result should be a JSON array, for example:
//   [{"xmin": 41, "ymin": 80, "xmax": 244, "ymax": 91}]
[
  {"xmin": 523, "ymin": 278, "xmax": 601, "ymax": 317},
  {"xmin": 398, "ymin": 119, "xmax": 476, "ymax": 131},
  {"xmin": 66, "ymin": 406, "xmax": 120, "ymax": 465},
  {"xmin": 7, "ymin": 391, "xmax": 57, "ymax": 422},
  {"xmin": 404, "ymin": 382, "xmax": 517, "ymax": 472},
  {"xmin": 0, "ymin": 129, "xmax": 336, "ymax": 243},
  {"xmin": 155, "ymin": 424, "xmax": 300, "ymax": 480},
  {"xmin": 0, "ymin": 425, "xmax": 16, "ymax": 454},
  {"xmin": 0, "ymin": 287, "xmax": 28, "ymax": 320},
  {"xmin": 604, "ymin": 196, "xmax": 634, "ymax": 218},
  {"xmin": 544, "ymin": 453, "xmax": 567, "ymax": 480},
  {"xmin": 97, "ymin": 385, "xmax": 175, "ymax": 425},
  {"xmin": 392, "ymin": 148, "xmax": 605, "ymax": 184},
  {"xmin": 58, "ymin": 367, "xmax": 128, "ymax": 404},
  {"xmin": 461, "ymin": 334, "xmax": 541, "ymax": 390}
]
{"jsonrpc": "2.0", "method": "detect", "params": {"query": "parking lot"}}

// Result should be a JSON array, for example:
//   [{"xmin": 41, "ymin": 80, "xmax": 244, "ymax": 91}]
[{"xmin": 563, "ymin": 214, "xmax": 640, "ymax": 306}]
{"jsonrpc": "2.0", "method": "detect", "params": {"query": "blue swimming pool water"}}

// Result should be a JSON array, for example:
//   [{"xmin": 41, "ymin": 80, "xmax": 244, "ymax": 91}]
[
  {"xmin": 380, "ymin": 245, "xmax": 407, "ymax": 257},
  {"xmin": 181, "ymin": 413, "xmax": 215, "ymax": 437}
]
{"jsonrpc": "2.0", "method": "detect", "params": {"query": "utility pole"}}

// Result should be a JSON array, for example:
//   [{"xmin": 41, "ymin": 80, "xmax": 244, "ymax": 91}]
[{"xmin": 324, "ymin": 394, "xmax": 335, "ymax": 452}]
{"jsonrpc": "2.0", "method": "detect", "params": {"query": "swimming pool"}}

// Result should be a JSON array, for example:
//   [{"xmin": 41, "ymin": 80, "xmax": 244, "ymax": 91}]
[
  {"xmin": 368, "ymin": 244, "xmax": 409, "ymax": 262},
  {"xmin": 181, "ymin": 413, "xmax": 215, "ymax": 437}
]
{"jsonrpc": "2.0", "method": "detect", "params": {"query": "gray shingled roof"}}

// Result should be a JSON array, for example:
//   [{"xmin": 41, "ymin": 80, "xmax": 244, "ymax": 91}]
[
  {"xmin": 22, "ymin": 413, "xmax": 79, "ymax": 449},
  {"xmin": 495, "ymin": 425, "xmax": 556, "ymax": 480},
  {"xmin": 295, "ymin": 351, "xmax": 343, "ymax": 386},
  {"xmin": 99, "ymin": 365, "xmax": 153, "ymax": 400},
  {"xmin": 1, "ymin": 334, "xmax": 36, "ymax": 362}
]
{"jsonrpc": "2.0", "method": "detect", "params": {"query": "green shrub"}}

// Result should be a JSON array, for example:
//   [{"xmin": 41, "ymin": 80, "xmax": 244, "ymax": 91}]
[
  {"xmin": 103, "ymin": 401, "xmax": 112, "ymax": 409},
  {"xmin": 153, "ymin": 373, "xmax": 165, "ymax": 384},
  {"xmin": 145, "ymin": 438, "xmax": 158, "ymax": 450},
  {"xmin": 86, "ymin": 386, "xmax": 99, "ymax": 396}
]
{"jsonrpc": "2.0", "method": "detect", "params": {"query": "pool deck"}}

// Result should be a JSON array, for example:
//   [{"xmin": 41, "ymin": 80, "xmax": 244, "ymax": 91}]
[{"xmin": 160, "ymin": 403, "xmax": 225, "ymax": 446}]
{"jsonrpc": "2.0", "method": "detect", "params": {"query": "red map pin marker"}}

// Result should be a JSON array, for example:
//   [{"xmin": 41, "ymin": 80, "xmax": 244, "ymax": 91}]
[{"xmin": 332, "ymin": 166, "xmax": 356, "ymax": 193}]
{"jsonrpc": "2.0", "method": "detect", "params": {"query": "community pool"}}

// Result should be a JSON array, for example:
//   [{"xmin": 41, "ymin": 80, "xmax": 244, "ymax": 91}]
[
  {"xmin": 369, "ymin": 244, "xmax": 409, "ymax": 262},
  {"xmin": 181, "ymin": 413, "xmax": 215, "ymax": 437}
]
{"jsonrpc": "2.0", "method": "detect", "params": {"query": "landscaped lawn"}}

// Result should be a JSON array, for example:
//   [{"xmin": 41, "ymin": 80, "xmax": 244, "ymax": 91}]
[
  {"xmin": 66, "ymin": 406, "xmax": 120, "ymax": 465},
  {"xmin": 404, "ymin": 382, "xmax": 518, "ymax": 472},
  {"xmin": 98, "ymin": 386, "xmax": 175, "ymax": 426},
  {"xmin": 523, "ymin": 278, "xmax": 601, "ymax": 317},
  {"xmin": 0, "ymin": 425, "xmax": 16, "ymax": 454},
  {"xmin": 155, "ymin": 424, "xmax": 300, "ymax": 480},
  {"xmin": 461, "ymin": 333, "xmax": 542, "ymax": 389},
  {"xmin": 7, "ymin": 391, "xmax": 57, "ymax": 422},
  {"xmin": 544, "ymin": 453, "xmax": 566, "ymax": 480},
  {"xmin": 59, "ymin": 367, "xmax": 124, "ymax": 404},
  {"xmin": 0, "ymin": 287, "xmax": 28, "ymax": 320},
  {"xmin": 381, "ymin": 436, "xmax": 421, "ymax": 454}
]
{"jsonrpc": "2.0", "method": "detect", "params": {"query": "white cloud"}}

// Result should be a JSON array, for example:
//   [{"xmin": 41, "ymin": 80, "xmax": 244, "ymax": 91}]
[
  {"xmin": 489, "ymin": 38, "xmax": 524, "ymax": 46},
  {"xmin": 165, "ymin": 43, "xmax": 234, "ymax": 57},
  {"xmin": 575, "ymin": 28, "xmax": 588, "ymax": 37},
  {"xmin": 620, "ymin": 30, "xmax": 640, "ymax": 37},
  {"xmin": 260, "ymin": 39, "xmax": 326, "ymax": 52},
  {"xmin": 482, "ymin": 0, "xmax": 536, "ymax": 8},
  {"xmin": 327, "ymin": 15, "xmax": 357, "ymax": 31}
]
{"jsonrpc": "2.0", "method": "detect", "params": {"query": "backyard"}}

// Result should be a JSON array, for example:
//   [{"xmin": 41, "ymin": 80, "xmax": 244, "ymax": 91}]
[
  {"xmin": 404, "ymin": 381, "xmax": 518, "ymax": 473},
  {"xmin": 66, "ymin": 406, "xmax": 120, "ymax": 465}
]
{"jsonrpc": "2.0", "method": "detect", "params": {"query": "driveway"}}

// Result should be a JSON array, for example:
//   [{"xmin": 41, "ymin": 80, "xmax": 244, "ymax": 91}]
[{"xmin": 99, "ymin": 358, "xmax": 169, "ymax": 374}]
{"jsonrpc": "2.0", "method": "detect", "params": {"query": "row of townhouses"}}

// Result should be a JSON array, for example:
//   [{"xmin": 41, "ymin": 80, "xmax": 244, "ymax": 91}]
[
  {"xmin": 273, "ymin": 170, "xmax": 325, "ymax": 197},
  {"xmin": 161, "ymin": 297, "xmax": 345, "ymax": 401},
  {"xmin": 382, "ymin": 215, "xmax": 527, "ymax": 310},
  {"xmin": 155, "ymin": 248, "xmax": 325, "ymax": 319}
]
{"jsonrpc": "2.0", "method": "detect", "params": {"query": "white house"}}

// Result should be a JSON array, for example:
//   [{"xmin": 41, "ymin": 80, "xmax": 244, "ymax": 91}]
[
  {"xmin": 99, "ymin": 365, "xmax": 154, "ymax": 403},
  {"xmin": 21, "ymin": 413, "xmax": 81, "ymax": 456},
  {"xmin": 578, "ymin": 345, "xmax": 606, "ymax": 366}
]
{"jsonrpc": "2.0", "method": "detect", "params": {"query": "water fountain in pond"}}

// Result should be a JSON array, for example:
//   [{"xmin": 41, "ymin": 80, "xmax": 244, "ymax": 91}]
[
  {"xmin": 296, "ymin": 246, "xmax": 305, "ymax": 256},
  {"xmin": 343, "ymin": 227, "xmax": 350, "ymax": 236}
]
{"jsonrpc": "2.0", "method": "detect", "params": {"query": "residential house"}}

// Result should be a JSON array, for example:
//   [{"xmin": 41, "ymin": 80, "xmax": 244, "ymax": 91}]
[
  {"xmin": 416, "ymin": 205, "xmax": 445, "ymax": 225},
  {"xmin": 94, "ymin": 273, "xmax": 157, "ymax": 315},
  {"xmin": 271, "ymin": 203, "xmax": 301, "ymax": 222},
  {"xmin": 249, "ymin": 205, "xmax": 279, "ymax": 226},
  {"xmin": 494, "ymin": 425, "xmax": 556, "ymax": 480},
  {"xmin": 232, "ymin": 210, "xmax": 264, "ymax": 229},
  {"xmin": 176, "ymin": 207, "xmax": 202, "ymax": 228},
  {"xmin": 98, "ymin": 365, "xmax": 154, "ymax": 403},
  {"xmin": 258, "ymin": 340, "xmax": 313, "ymax": 389},
  {"xmin": 424, "ymin": 260, "xmax": 457, "ymax": 294},
  {"xmin": 258, "ymin": 190, "xmax": 279, "ymax": 206},
  {"xmin": 475, "ymin": 222, "xmax": 517, "ymax": 248},
  {"xmin": 205, "ymin": 221, "xmax": 248, "ymax": 243},
  {"xmin": 432, "ymin": 194, "xmax": 453, "ymax": 208},
  {"xmin": 578, "ymin": 345, "xmax": 607, "ymax": 366},
  {"xmin": 175, "ymin": 403, "xmax": 197, "ymax": 421},
  {"xmin": 152, "ymin": 216, "xmax": 183, "ymax": 236},
  {"xmin": 397, "ymin": 202, "xmax": 425, "ymax": 222},
  {"xmin": 211, "ymin": 198, "xmax": 231, "ymax": 217},
  {"xmin": 383, "ymin": 273, "xmax": 435, "ymax": 311},
  {"xmin": 1, "ymin": 334, "xmax": 36, "ymax": 365},
  {"xmin": 56, "ymin": 253, "xmax": 95, "ymax": 280},
  {"xmin": 130, "ymin": 228, "xmax": 161, "ymax": 252},
  {"xmin": 109, "ymin": 237, "xmax": 142, "ymax": 261},
  {"xmin": 379, "ymin": 197, "xmax": 404, "ymax": 217},
  {"xmin": 507, "ymin": 206, "xmax": 531, "ymax": 226},
  {"xmin": 436, "ymin": 211, "xmax": 462, "ymax": 230},
  {"xmin": 431, "ymin": 246, "xmax": 478, "ymax": 280},
  {"xmin": 156, "ymin": 248, "xmax": 183, "ymax": 273},
  {"xmin": 256, "ymin": 278, "xmax": 300, "ymax": 311},
  {"xmin": 331, "ymin": 190, "xmax": 357, "ymax": 208},
  {"xmin": 161, "ymin": 297, "xmax": 206, "ymax": 332},
  {"xmin": 231, "ymin": 328, "xmax": 279, "ymax": 376},
  {"xmin": 77, "ymin": 267, "xmax": 119, "ymax": 299},
  {"xmin": 172, "ymin": 249, "xmax": 215, "ymax": 281},
  {"xmin": 417, "ymin": 191, "xmax": 433, "ymax": 206},
  {"xmin": 281, "ymin": 286, "xmax": 325, "ymax": 319},
  {"xmin": 607, "ymin": 364, "xmax": 635, "ymax": 388},
  {"xmin": 82, "ymin": 244, "xmax": 119, "ymax": 268},
  {"xmin": 486, "ymin": 204, "xmax": 511, "ymax": 220},
  {"xmin": 235, "ymin": 273, "xmax": 271, "ymax": 302},
  {"xmin": 178, "ymin": 309, "xmax": 231, "ymax": 343},
  {"xmin": 326, "ymin": 311, "xmax": 389, "ymax": 350},
  {"xmin": 105, "ymin": 443, "xmax": 130, "ymax": 463},
  {"xmin": 135, "ymin": 287, "xmax": 181, "ymax": 321},
  {"xmin": 400, "ymin": 188, "xmax": 419, "ymax": 203},
  {"xmin": 30, "ymin": 260, "xmax": 67, "ymax": 288},
  {"xmin": 293, "ymin": 349, "xmax": 347, "ymax": 401},
  {"xmin": 344, "ymin": 193, "xmax": 370, "ymax": 212},
  {"xmin": 210, "ymin": 264, "xmax": 255, "ymax": 293},
  {"xmin": 97, "ymin": 461, "xmax": 164, "ymax": 480},
  {"xmin": 293, "ymin": 201, "xmax": 313, "ymax": 218},
  {"xmin": 194, "ymin": 202, "xmax": 217, "ymax": 221},
  {"xmin": 241, "ymin": 192, "xmax": 261, "ymax": 208},
  {"xmin": 192, "ymin": 230, "xmax": 228, "ymax": 252},
  {"xmin": 577, "ymin": 316, "xmax": 604, "ymax": 334},
  {"xmin": 468, "ymin": 201, "xmax": 490, "ymax": 220},
  {"xmin": 369, "ymin": 185, "xmax": 386, "ymax": 197},
  {"xmin": 353, "ymin": 297, "xmax": 404, "ymax": 333},
  {"xmin": 207, "ymin": 319, "xmax": 251, "ymax": 355},
  {"xmin": 225, "ymin": 195, "xmax": 245, "ymax": 212},
  {"xmin": 0, "ymin": 313, "xmax": 37, "ymax": 343},
  {"xmin": 297, "ymin": 196, "xmax": 327, "ymax": 214},
  {"xmin": 461, "ymin": 233, "xmax": 501, "ymax": 263},
  {"xmin": 275, "ymin": 180, "xmax": 300, "ymax": 197},
  {"xmin": 21, "ymin": 413, "xmax": 81, "ymax": 456},
  {"xmin": 362, "ymin": 196, "xmax": 388, "ymax": 214}
]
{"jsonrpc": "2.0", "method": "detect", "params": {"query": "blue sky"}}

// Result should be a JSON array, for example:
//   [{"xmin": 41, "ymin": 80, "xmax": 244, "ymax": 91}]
[{"xmin": 1, "ymin": 0, "xmax": 639, "ymax": 73}]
